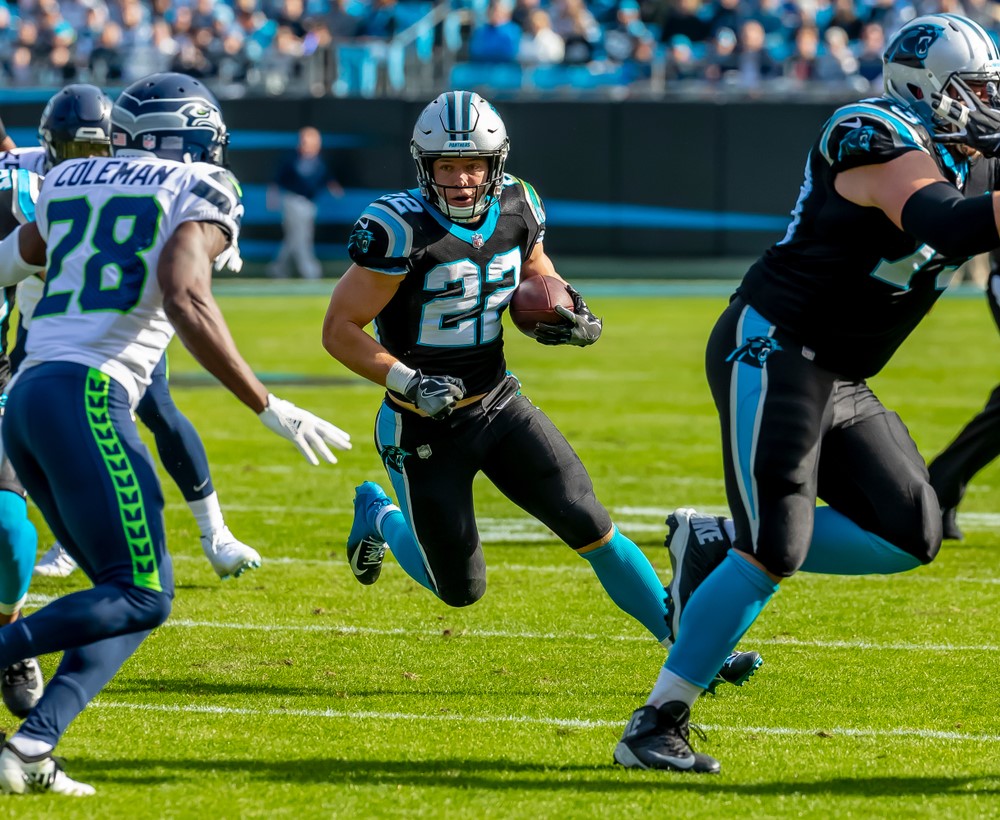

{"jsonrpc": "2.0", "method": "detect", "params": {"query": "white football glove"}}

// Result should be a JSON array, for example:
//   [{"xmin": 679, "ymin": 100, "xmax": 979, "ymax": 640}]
[{"xmin": 257, "ymin": 393, "xmax": 351, "ymax": 466}]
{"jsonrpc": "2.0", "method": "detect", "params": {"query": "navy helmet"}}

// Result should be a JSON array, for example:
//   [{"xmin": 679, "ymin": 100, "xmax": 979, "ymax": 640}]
[
  {"xmin": 110, "ymin": 72, "xmax": 229, "ymax": 165},
  {"xmin": 38, "ymin": 84, "xmax": 113, "ymax": 171}
]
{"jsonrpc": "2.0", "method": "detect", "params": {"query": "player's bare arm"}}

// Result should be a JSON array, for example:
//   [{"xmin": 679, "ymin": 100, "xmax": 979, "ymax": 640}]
[
  {"xmin": 322, "ymin": 262, "xmax": 404, "ymax": 386},
  {"xmin": 0, "ymin": 222, "xmax": 45, "ymax": 287},
  {"xmin": 836, "ymin": 144, "xmax": 1000, "ymax": 257},
  {"xmin": 159, "ymin": 220, "xmax": 269, "ymax": 413},
  {"xmin": 323, "ymin": 263, "xmax": 466, "ymax": 419}
]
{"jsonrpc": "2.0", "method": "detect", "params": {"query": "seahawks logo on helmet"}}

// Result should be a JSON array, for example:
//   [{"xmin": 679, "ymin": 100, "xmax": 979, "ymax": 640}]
[
  {"xmin": 885, "ymin": 23, "xmax": 944, "ymax": 68},
  {"xmin": 179, "ymin": 101, "xmax": 226, "ymax": 131},
  {"xmin": 726, "ymin": 336, "xmax": 781, "ymax": 367}
]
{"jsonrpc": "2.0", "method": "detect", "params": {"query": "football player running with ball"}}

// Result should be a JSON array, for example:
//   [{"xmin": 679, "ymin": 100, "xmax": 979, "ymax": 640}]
[
  {"xmin": 0, "ymin": 72, "xmax": 350, "ymax": 796},
  {"xmin": 615, "ymin": 14, "xmax": 1000, "ymax": 774},
  {"xmin": 323, "ymin": 91, "xmax": 761, "ymax": 707}
]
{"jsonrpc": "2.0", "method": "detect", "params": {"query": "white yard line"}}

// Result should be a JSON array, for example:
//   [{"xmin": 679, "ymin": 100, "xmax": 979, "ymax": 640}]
[
  {"xmin": 161, "ymin": 619, "xmax": 1000, "ymax": 652},
  {"xmin": 89, "ymin": 700, "xmax": 1000, "ymax": 743}
]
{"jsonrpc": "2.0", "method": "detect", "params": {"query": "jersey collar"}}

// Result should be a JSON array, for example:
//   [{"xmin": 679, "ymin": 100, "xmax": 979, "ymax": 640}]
[{"xmin": 411, "ymin": 188, "xmax": 501, "ymax": 246}]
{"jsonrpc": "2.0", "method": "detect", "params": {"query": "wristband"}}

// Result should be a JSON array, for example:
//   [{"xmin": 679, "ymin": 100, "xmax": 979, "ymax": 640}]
[{"xmin": 385, "ymin": 361, "xmax": 417, "ymax": 394}]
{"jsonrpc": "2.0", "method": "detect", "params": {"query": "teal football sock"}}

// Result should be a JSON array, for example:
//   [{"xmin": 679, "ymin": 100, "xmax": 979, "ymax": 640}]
[
  {"xmin": 580, "ymin": 526, "xmax": 670, "ymax": 644},
  {"xmin": 667, "ymin": 552, "xmax": 777, "ymax": 690},
  {"xmin": 377, "ymin": 507, "xmax": 436, "ymax": 594},
  {"xmin": 801, "ymin": 506, "xmax": 922, "ymax": 575}
]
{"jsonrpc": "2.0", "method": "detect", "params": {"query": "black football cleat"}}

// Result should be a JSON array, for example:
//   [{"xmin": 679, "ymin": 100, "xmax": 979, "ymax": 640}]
[
  {"xmin": 1, "ymin": 658, "xmax": 43, "ymax": 719},
  {"xmin": 941, "ymin": 508, "xmax": 964, "ymax": 541},
  {"xmin": 613, "ymin": 701, "xmax": 720, "ymax": 773},
  {"xmin": 706, "ymin": 650, "xmax": 763, "ymax": 694},
  {"xmin": 664, "ymin": 507, "xmax": 732, "ymax": 643}
]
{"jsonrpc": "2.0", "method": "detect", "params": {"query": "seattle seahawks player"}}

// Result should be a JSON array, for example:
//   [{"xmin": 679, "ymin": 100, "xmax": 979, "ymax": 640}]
[
  {"xmin": 615, "ymin": 13, "xmax": 1000, "ymax": 774},
  {"xmin": 323, "ymin": 90, "xmax": 762, "ymax": 706},
  {"xmin": 0, "ymin": 72, "xmax": 350, "ymax": 796},
  {"xmin": 14, "ymin": 84, "xmax": 262, "ymax": 582}
]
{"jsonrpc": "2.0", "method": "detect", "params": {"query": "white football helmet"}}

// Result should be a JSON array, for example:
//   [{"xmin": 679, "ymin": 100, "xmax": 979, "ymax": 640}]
[
  {"xmin": 410, "ymin": 90, "xmax": 509, "ymax": 223},
  {"xmin": 883, "ymin": 14, "xmax": 1000, "ymax": 134}
]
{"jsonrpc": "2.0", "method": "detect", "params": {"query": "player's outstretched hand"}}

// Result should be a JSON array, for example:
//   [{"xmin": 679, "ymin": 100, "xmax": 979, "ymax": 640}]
[
  {"xmin": 534, "ymin": 284, "xmax": 603, "ymax": 347},
  {"xmin": 931, "ymin": 79, "xmax": 1000, "ymax": 157},
  {"xmin": 258, "ymin": 393, "xmax": 352, "ymax": 465},
  {"xmin": 401, "ymin": 371, "xmax": 466, "ymax": 420}
]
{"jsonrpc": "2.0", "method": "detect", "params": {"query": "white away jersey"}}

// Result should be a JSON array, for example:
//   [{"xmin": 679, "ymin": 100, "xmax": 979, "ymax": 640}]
[
  {"xmin": 0, "ymin": 147, "xmax": 46, "ymax": 175},
  {"xmin": 21, "ymin": 155, "xmax": 242, "ymax": 406}
]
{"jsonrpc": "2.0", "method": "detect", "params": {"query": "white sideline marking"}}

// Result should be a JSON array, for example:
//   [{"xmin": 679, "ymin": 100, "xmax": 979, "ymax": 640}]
[
  {"xmin": 165, "ymin": 502, "xmax": 1000, "ymax": 535},
  {"xmin": 89, "ymin": 701, "xmax": 1000, "ymax": 743},
  {"xmin": 162, "ymin": 619, "xmax": 1000, "ymax": 652}
]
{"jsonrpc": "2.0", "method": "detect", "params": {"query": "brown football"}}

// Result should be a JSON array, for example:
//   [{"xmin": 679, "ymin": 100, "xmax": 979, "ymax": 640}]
[{"xmin": 508, "ymin": 276, "xmax": 574, "ymax": 338}]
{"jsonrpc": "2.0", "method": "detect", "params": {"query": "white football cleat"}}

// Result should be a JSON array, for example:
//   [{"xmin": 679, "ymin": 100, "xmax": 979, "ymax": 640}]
[
  {"xmin": 0, "ymin": 740, "xmax": 95, "ymax": 796},
  {"xmin": 33, "ymin": 543, "xmax": 78, "ymax": 578},
  {"xmin": 201, "ymin": 526, "xmax": 262, "ymax": 580}
]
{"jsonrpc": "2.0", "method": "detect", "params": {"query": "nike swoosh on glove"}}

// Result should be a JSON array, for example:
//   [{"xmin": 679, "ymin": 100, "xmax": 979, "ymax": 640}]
[
  {"xmin": 534, "ymin": 284, "xmax": 603, "ymax": 347},
  {"xmin": 258, "ymin": 393, "xmax": 352, "ymax": 465}
]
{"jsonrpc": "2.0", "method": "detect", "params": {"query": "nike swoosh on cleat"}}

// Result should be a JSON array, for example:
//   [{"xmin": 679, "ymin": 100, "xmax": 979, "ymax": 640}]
[
  {"xmin": 659, "ymin": 754, "xmax": 696, "ymax": 770},
  {"xmin": 349, "ymin": 540, "xmax": 374, "ymax": 576}
]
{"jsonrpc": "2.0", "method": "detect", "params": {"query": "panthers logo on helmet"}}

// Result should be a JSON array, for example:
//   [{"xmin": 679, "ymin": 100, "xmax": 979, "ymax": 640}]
[{"xmin": 885, "ymin": 23, "xmax": 944, "ymax": 68}]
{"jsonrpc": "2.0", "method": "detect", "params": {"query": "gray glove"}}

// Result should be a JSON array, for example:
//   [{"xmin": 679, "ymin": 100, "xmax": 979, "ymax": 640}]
[
  {"xmin": 534, "ymin": 285, "xmax": 603, "ymax": 347},
  {"xmin": 398, "ymin": 370, "xmax": 467, "ymax": 419}
]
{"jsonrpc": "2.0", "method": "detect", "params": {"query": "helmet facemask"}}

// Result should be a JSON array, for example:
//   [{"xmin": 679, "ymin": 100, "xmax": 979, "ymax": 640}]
[
  {"xmin": 410, "ymin": 91, "xmax": 510, "ymax": 223},
  {"xmin": 884, "ymin": 14, "xmax": 1000, "ymax": 140}
]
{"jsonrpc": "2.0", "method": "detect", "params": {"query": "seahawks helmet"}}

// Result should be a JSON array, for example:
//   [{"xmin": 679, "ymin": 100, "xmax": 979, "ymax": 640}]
[
  {"xmin": 111, "ymin": 72, "xmax": 229, "ymax": 165},
  {"xmin": 411, "ymin": 90, "xmax": 509, "ymax": 222},
  {"xmin": 884, "ymin": 14, "xmax": 1000, "ymax": 132},
  {"xmin": 38, "ymin": 84, "xmax": 113, "ymax": 171}
]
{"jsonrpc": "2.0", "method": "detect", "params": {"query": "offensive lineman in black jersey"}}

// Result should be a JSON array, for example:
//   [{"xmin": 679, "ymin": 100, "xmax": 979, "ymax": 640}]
[
  {"xmin": 323, "ymin": 91, "xmax": 762, "ymax": 697},
  {"xmin": 615, "ymin": 13, "xmax": 1000, "ymax": 773}
]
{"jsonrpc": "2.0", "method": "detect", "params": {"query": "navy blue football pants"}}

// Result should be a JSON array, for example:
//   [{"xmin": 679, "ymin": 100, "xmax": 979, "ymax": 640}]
[{"xmin": 0, "ymin": 362, "xmax": 173, "ymax": 746}]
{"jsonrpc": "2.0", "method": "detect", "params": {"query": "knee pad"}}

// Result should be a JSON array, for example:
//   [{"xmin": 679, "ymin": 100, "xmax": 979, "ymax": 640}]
[
  {"xmin": 437, "ymin": 577, "xmax": 486, "ymax": 608},
  {"xmin": 892, "ymin": 483, "xmax": 942, "ymax": 565}
]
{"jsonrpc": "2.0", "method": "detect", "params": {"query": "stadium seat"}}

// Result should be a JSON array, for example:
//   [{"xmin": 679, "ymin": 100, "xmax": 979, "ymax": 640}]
[
  {"xmin": 449, "ymin": 62, "xmax": 524, "ymax": 92},
  {"xmin": 334, "ymin": 43, "xmax": 383, "ymax": 98}
]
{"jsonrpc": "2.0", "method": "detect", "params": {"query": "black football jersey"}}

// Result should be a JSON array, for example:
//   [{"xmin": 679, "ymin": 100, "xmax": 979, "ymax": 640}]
[
  {"xmin": 0, "ymin": 167, "xmax": 39, "ymax": 385},
  {"xmin": 739, "ymin": 96, "xmax": 997, "ymax": 380},
  {"xmin": 348, "ymin": 176, "xmax": 546, "ymax": 395}
]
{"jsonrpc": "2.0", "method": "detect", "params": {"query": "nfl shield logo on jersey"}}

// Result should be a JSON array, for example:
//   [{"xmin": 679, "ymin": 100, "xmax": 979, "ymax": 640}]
[
  {"xmin": 472, "ymin": 233, "xmax": 484, "ymax": 249},
  {"xmin": 142, "ymin": 134, "xmax": 157, "ymax": 150}
]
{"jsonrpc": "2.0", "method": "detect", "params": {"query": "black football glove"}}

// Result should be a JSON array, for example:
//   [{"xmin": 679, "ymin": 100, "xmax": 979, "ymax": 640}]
[
  {"xmin": 397, "ymin": 370, "xmax": 466, "ymax": 419},
  {"xmin": 931, "ymin": 78, "xmax": 1000, "ymax": 157},
  {"xmin": 533, "ymin": 285, "xmax": 603, "ymax": 347}
]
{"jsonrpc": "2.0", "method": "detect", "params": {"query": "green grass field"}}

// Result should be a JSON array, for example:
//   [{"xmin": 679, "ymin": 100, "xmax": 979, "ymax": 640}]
[{"xmin": 11, "ymin": 281, "xmax": 1000, "ymax": 818}]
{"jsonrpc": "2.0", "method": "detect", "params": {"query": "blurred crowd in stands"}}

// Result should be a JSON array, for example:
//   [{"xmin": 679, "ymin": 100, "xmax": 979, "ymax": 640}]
[{"xmin": 2, "ymin": 0, "xmax": 1000, "ymax": 97}]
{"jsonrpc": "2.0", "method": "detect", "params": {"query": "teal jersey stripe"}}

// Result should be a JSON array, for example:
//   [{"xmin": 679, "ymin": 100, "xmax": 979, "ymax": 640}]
[
  {"xmin": 84, "ymin": 369, "xmax": 162, "ymax": 592},
  {"xmin": 14, "ymin": 168, "xmax": 36, "ymax": 223}
]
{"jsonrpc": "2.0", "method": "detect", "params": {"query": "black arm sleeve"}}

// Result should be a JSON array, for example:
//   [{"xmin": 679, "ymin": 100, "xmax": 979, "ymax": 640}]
[{"xmin": 900, "ymin": 182, "xmax": 1000, "ymax": 258}]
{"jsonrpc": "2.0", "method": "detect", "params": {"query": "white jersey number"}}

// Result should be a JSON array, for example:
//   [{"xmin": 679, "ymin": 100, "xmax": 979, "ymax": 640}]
[{"xmin": 418, "ymin": 248, "xmax": 520, "ymax": 347}]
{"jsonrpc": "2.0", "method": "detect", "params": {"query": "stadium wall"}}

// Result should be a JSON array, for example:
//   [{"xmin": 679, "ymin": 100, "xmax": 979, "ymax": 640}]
[{"xmin": 0, "ymin": 95, "xmax": 843, "ymax": 263}]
